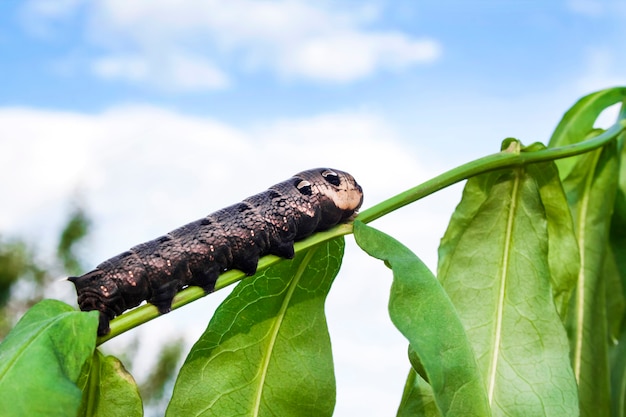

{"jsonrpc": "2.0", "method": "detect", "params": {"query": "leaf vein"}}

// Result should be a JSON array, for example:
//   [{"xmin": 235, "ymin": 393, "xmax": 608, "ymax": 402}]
[
  {"xmin": 251, "ymin": 247, "xmax": 318, "ymax": 416},
  {"xmin": 487, "ymin": 169, "xmax": 521, "ymax": 403}
]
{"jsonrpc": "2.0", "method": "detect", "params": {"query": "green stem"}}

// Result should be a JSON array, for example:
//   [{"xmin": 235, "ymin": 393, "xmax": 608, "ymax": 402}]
[
  {"xmin": 357, "ymin": 120, "xmax": 626, "ymax": 224},
  {"xmin": 96, "ymin": 119, "xmax": 626, "ymax": 345}
]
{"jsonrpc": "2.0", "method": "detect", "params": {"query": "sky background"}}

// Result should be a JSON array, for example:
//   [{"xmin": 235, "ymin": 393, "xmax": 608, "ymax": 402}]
[{"xmin": 1, "ymin": 1, "xmax": 625, "ymax": 415}]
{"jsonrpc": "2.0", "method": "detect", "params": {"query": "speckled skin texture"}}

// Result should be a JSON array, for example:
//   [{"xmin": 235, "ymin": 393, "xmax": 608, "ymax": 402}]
[{"xmin": 69, "ymin": 168, "xmax": 363, "ymax": 335}]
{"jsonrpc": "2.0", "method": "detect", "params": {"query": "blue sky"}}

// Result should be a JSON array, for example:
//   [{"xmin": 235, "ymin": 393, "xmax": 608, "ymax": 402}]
[
  {"xmin": 3, "ymin": 1, "xmax": 623, "ymax": 118},
  {"xmin": 1, "ymin": 1, "xmax": 625, "ymax": 415},
  {"xmin": 1, "ymin": 1, "xmax": 623, "ymax": 166}
]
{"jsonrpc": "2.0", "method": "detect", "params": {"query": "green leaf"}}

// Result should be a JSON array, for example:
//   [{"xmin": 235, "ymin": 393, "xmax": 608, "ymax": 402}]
[
  {"xmin": 608, "ymin": 260, "xmax": 626, "ymax": 417},
  {"xmin": 610, "ymin": 328, "xmax": 626, "ymax": 417},
  {"xmin": 0, "ymin": 299, "xmax": 98, "ymax": 417},
  {"xmin": 607, "ymin": 131, "xmax": 626, "ymax": 334},
  {"xmin": 609, "ymin": 132, "xmax": 626, "ymax": 416},
  {"xmin": 438, "ymin": 157, "xmax": 579, "ymax": 416},
  {"xmin": 76, "ymin": 350, "xmax": 143, "ymax": 417},
  {"xmin": 397, "ymin": 368, "xmax": 442, "ymax": 417},
  {"xmin": 166, "ymin": 239, "xmax": 344, "ymax": 417},
  {"xmin": 353, "ymin": 221, "xmax": 490, "ymax": 417},
  {"xmin": 563, "ymin": 140, "xmax": 620, "ymax": 417},
  {"xmin": 548, "ymin": 87, "xmax": 626, "ymax": 179},
  {"xmin": 605, "ymin": 244, "xmax": 625, "ymax": 343},
  {"xmin": 526, "ymin": 149, "xmax": 580, "ymax": 319}
]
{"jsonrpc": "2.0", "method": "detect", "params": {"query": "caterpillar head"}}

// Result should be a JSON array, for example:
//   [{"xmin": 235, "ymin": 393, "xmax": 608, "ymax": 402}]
[{"xmin": 295, "ymin": 168, "xmax": 363, "ymax": 229}]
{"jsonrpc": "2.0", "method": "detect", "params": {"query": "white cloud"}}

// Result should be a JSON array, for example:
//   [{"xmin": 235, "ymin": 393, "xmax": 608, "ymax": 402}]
[
  {"xmin": 0, "ymin": 104, "xmax": 456, "ymax": 415},
  {"xmin": 91, "ymin": 53, "xmax": 230, "ymax": 90},
  {"xmin": 276, "ymin": 31, "xmax": 440, "ymax": 82},
  {"xmin": 0, "ymin": 105, "xmax": 438, "ymax": 240},
  {"xmin": 0, "ymin": 108, "xmax": 97, "ymax": 236},
  {"xmin": 21, "ymin": 0, "xmax": 441, "ymax": 89}
]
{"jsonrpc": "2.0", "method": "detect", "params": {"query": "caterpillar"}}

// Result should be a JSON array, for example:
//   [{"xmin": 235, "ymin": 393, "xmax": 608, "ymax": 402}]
[{"xmin": 69, "ymin": 168, "xmax": 363, "ymax": 335}]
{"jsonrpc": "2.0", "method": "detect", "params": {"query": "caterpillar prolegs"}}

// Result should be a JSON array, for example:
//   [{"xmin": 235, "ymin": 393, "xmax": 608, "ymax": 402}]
[{"xmin": 69, "ymin": 168, "xmax": 363, "ymax": 335}]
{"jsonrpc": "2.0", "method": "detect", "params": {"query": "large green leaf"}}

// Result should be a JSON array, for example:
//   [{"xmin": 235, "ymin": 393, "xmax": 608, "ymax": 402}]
[
  {"xmin": 0, "ymin": 299, "xmax": 98, "ymax": 417},
  {"xmin": 548, "ymin": 87, "xmax": 626, "ymax": 179},
  {"xmin": 166, "ymin": 239, "xmax": 344, "ymax": 417},
  {"xmin": 609, "ymin": 131, "xmax": 626, "ymax": 416},
  {"xmin": 354, "ymin": 221, "xmax": 490, "ymax": 417},
  {"xmin": 438, "ymin": 151, "xmax": 579, "ymax": 416},
  {"xmin": 563, "ymin": 141, "xmax": 620, "ymax": 417},
  {"xmin": 76, "ymin": 350, "xmax": 143, "ymax": 417}
]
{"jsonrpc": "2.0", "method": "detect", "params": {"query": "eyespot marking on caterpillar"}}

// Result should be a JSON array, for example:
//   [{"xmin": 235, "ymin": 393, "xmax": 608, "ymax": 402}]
[
  {"xmin": 296, "ymin": 180, "xmax": 313, "ymax": 195},
  {"xmin": 321, "ymin": 169, "xmax": 341, "ymax": 186}
]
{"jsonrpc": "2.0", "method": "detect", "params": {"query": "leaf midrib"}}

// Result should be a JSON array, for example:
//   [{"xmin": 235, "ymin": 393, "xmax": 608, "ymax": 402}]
[
  {"xmin": 251, "ymin": 247, "xmax": 318, "ymax": 417},
  {"xmin": 572, "ymin": 150, "xmax": 602, "ymax": 381},
  {"xmin": 487, "ymin": 170, "xmax": 521, "ymax": 403}
]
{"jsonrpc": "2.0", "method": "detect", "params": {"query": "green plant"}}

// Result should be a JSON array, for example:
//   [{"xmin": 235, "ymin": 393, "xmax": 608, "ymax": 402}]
[{"xmin": 1, "ymin": 87, "xmax": 625, "ymax": 417}]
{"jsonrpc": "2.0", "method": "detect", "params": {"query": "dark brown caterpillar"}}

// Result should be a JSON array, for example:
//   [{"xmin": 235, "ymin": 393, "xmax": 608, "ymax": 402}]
[{"xmin": 69, "ymin": 168, "xmax": 363, "ymax": 335}]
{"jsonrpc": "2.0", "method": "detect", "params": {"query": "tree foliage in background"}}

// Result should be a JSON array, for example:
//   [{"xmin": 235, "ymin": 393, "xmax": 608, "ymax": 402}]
[
  {"xmin": 0, "ymin": 206, "xmax": 92, "ymax": 337},
  {"xmin": 57, "ymin": 205, "xmax": 91, "ymax": 276},
  {"xmin": 0, "ymin": 236, "xmax": 45, "ymax": 336},
  {"xmin": 1, "ymin": 87, "xmax": 626, "ymax": 417}
]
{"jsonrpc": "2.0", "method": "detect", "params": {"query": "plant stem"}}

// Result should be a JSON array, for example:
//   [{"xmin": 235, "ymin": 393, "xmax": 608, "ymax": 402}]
[
  {"xmin": 357, "ymin": 120, "xmax": 626, "ymax": 224},
  {"xmin": 97, "ymin": 119, "xmax": 625, "ymax": 345}
]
